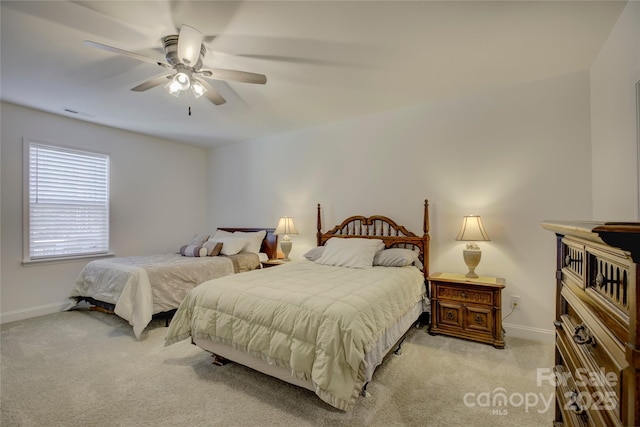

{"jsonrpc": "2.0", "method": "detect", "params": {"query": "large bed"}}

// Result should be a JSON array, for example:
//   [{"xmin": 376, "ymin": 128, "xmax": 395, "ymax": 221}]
[
  {"xmin": 71, "ymin": 227, "xmax": 277, "ymax": 339},
  {"xmin": 165, "ymin": 201, "xmax": 430, "ymax": 411}
]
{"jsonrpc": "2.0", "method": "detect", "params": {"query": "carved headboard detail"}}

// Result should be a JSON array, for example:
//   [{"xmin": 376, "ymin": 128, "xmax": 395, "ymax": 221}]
[{"xmin": 316, "ymin": 200, "xmax": 430, "ymax": 280}]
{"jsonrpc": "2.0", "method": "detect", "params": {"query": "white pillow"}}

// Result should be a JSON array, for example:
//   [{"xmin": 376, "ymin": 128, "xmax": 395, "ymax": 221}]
[
  {"xmin": 373, "ymin": 248, "xmax": 419, "ymax": 267},
  {"xmin": 316, "ymin": 238, "xmax": 385, "ymax": 269},
  {"xmin": 211, "ymin": 229, "xmax": 233, "ymax": 240},
  {"xmin": 202, "ymin": 241, "xmax": 223, "ymax": 256},
  {"xmin": 187, "ymin": 234, "xmax": 209, "ymax": 246},
  {"xmin": 233, "ymin": 230, "xmax": 267, "ymax": 254},
  {"xmin": 212, "ymin": 237, "xmax": 249, "ymax": 256},
  {"xmin": 303, "ymin": 246, "xmax": 325, "ymax": 261}
]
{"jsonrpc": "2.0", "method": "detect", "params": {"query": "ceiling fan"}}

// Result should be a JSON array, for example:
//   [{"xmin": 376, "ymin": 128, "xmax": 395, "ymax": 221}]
[{"xmin": 84, "ymin": 25, "xmax": 267, "ymax": 106}]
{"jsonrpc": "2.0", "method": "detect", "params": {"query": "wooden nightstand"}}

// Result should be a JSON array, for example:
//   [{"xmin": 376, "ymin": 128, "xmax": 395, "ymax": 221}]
[
  {"xmin": 428, "ymin": 272, "xmax": 506, "ymax": 349},
  {"xmin": 261, "ymin": 259, "xmax": 285, "ymax": 268}
]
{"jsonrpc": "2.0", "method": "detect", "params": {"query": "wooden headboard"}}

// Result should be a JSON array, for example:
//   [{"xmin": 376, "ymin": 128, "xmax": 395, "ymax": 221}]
[
  {"xmin": 316, "ymin": 200, "xmax": 430, "ymax": 280},
  {"xmin": 217, "ymin": 227, "xmax": 277, "ymax": 260}
]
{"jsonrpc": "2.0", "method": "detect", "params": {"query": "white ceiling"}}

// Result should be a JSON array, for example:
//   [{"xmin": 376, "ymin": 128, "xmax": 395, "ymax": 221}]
[{"xmin": 0, "ymin": 1, "xmax": 627, "ymax": 148}]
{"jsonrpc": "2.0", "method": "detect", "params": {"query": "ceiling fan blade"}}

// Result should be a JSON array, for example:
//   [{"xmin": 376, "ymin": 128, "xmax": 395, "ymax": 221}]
[
  {"xmin": 84, "ymin": 40, "xmax": 171, "ymax": 68},
  {"xmin": 177, "ymin": 25, "xmax": 203, "ymax": 66},
  {"xmin": 131, "ymin": 75, "xmax": 172, "ymax": 92},
  {"xmin": 197, "ymin": 68, "xmax": 267, "ymax": 85},
  {"xmin": 234, "ymin": 54, "xmax": 359, "ymax": 67},
  {"xmin": 199, "ymin": 80, "xmax": 226, "ymax": 105}
]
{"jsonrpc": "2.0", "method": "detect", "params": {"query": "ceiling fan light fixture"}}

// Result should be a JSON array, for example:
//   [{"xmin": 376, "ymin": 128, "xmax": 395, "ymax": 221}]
[
  {"xmin": 174, "ymin": 72, "xmax": 190, "ymax": 91},
  {"xmin": 190, "ymin": 80, "xmax": 208, "ymax": 98},
  {"xmin": 164, "ymin": 80, "xmax": 181, "ymax": 97}
]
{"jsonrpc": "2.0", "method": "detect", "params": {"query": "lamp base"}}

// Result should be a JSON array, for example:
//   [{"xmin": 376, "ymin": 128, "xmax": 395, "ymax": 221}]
[
  {"xmin": 280, "ymin": 236, "xmax": 292, "ymax": 262},
  {"xmin": 463, "ymin": 249, "xmax": 481, "ymax": 278}
]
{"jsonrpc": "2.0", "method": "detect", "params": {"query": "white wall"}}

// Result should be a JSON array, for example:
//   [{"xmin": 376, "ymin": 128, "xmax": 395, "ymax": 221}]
[
  {"xmin": 208, "ymin": 71, "xmax": 594, "ymax": 342},
  {"xmin": 0, "ymin": 103, "xmax": 209, "ymax": 322},
  {"xmin": 591, "ymin": 1, "xmax": 640, "ymax": 221}
]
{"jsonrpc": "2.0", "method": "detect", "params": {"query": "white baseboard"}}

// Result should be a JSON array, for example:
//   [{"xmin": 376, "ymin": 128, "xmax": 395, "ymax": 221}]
[
  {"xmin": 0, "ymin": 301, "xmax": 73, "ymax": 324},
  {"xmin": 503, "ymin": 322, "xmax": 555, "ymax": 343}
]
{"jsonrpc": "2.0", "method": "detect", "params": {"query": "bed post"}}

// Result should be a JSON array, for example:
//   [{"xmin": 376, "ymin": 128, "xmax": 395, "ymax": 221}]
[
  {"xmin": 316, "ymin": 203, "xmax": 322, "ymax": 246},
  {"xmin": 423, "ymin": 199, "xmax": 430, "ymax": 280}
]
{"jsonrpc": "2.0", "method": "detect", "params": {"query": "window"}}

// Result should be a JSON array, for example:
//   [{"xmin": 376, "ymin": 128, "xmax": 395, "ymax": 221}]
[{"xmin": 24, "ymin": 141, "xmax": 110, "ymax": 262}]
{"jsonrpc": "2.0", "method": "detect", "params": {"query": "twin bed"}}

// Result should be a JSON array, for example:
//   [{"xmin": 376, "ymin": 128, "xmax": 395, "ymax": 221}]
[
  {"xmin": 165, "ymin": 201, "xmax": 431, "ymax": 411},
  {"xmin": 71, "ymin": 228, "xmax": 278, "ymax": 339}
]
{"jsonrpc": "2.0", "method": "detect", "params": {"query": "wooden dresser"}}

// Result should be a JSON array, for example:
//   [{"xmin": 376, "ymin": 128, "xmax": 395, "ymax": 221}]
[{"xmin": 541, "ymin": 221, "xmax": 640, "ymax": 427}]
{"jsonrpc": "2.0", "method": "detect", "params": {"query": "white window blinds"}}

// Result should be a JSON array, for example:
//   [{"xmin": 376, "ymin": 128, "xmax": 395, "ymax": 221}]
[{"xmin": 27, "ymin": 142, "xmax": 110, "ymax": 260}]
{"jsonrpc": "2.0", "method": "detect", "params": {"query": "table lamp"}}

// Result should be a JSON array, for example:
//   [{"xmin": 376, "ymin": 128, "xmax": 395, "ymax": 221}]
[
  {"xmin": 275, "ymin": 216, "xmax": 298, "ymax": 261},
  {"xmin": 455, "ymin": 215, "xmax": 490, "ymax": 278}
]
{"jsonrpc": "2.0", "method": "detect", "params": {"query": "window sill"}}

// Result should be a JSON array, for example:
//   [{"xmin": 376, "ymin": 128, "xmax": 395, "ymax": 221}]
[{"xmin": 22, "ymin": 252, "xmax": 115, "ymax": 267}]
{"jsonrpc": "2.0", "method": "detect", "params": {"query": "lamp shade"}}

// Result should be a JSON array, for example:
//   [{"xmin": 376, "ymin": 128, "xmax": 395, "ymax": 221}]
[
  {"xmin": 274, "ymin": 217, "xmax": 298, "ymax": 236},
  {"xmin": 455, "ymin": 215, "xmax": 490, "ymax": 242}
]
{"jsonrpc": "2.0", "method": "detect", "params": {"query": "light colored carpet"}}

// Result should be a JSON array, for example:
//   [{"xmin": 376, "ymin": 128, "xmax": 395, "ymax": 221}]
[{"xmin": 1, "ymin": 310, "xmax": 554, "ymax": 426}]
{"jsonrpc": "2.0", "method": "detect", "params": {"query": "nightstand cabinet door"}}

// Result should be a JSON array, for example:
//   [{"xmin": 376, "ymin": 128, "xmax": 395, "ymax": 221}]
[
  {"xmin": 437, "ymin": 301, "xmax": 464, "ymax": 329},
  {"xmin": 465, "ymin": 305, "xmax": 493, "ymax": 335},
  {"xmin": 428, "ymin": 273, "xmax": 505, "ymax": 349}
]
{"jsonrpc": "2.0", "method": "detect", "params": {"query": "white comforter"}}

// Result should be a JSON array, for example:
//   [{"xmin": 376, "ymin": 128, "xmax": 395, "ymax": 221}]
[
  {"xmin": 165, "ymin": 260, "xmax": 426, "ymax": 410},
  {"xmin": 72, "ymin": 254, "xmax": 254, "ymax": 339}
]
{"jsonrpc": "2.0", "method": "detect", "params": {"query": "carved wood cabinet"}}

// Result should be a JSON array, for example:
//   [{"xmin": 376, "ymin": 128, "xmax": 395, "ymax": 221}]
[
  {"xmin": 542, "ymin": 221, "xmax": 640, "ymax": 427},
  {"xmin": 428, "ymin": 272, "xmax": 505, "ymax": 349}
]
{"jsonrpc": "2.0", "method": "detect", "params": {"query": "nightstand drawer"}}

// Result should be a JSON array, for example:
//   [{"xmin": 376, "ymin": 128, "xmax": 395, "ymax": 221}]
[{"xmin": 436, "ymin": 285, "xmax": 493, "ymax": 305}]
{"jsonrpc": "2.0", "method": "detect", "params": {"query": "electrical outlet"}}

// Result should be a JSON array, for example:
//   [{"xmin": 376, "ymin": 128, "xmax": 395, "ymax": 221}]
[{"xmin": 510, "ymin": 295, "xmax": 521, "ymax": 309}]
